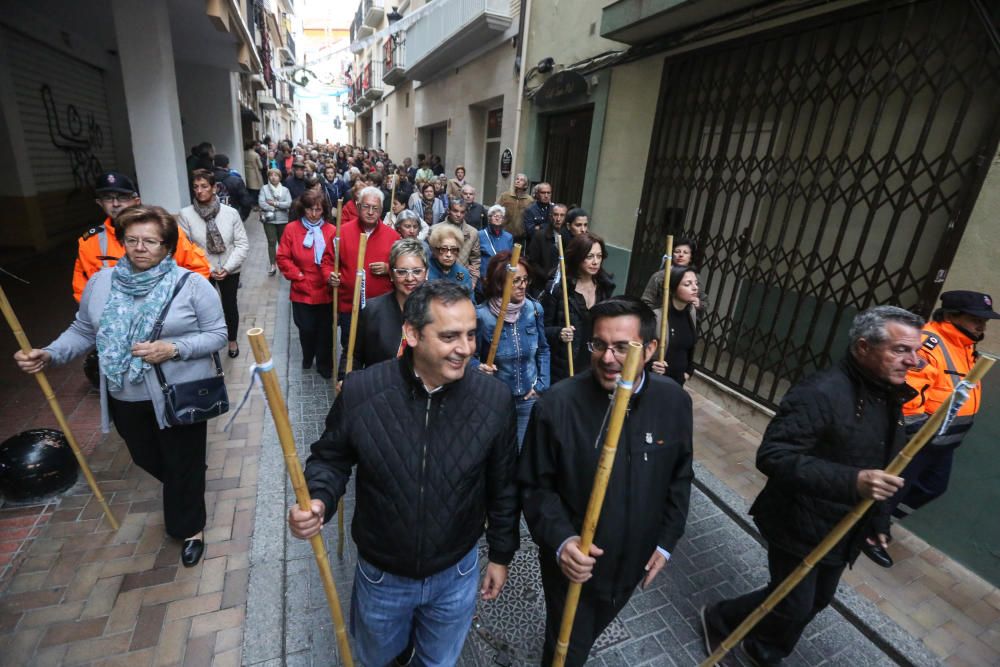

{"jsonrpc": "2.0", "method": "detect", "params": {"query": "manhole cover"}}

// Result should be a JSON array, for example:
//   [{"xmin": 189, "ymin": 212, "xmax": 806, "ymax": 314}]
[{"xmin": 473, "ymin": 541, "xmax": 630, "ymax": 663}]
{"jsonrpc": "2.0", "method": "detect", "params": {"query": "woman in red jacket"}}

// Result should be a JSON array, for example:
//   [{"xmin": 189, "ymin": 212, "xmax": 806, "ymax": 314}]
[{"xmin": 276, "ymin": 189, "xmax": 337, "ymax": 378}]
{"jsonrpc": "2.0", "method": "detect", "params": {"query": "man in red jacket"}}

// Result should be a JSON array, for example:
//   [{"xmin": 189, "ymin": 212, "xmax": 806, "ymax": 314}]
[{"xmin": 329, "ymin": 187, "xmax": 400, "ymax": 346}]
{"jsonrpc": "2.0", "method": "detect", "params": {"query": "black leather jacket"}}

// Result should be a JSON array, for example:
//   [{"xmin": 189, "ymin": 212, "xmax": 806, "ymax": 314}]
[
  {"xmin": 338, "ymin": 292, "xmax": 404, "ymax": 378},
  {"xmin": 305, "ymin": 353, "xmax": 520, "ymax": 578},
  {"xmin": 750, "ymin": 354, "xmax": 917, "ymax": 565}
]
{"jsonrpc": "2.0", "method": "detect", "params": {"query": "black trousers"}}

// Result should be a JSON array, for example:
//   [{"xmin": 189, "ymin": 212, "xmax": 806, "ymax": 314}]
[
  {"xmin": 886, "ymin": 445, "xmax": 955, "ymax": 519},
  {"xmin": 292, "ymin": 301, "xmax": 333, "ymax": 374},
  {"xmin": 539, "ymin": 557, "xmax": 632, "ymax": 667},
  {"xmin": 211, "ymin": 273, "xmax": 240, "ymax": 343},
  {"xmin": 711, "ymin": 546, "xmax": 845, "ymax": 662},
  {"xmin": 109, "ymin": 397, "xmax": 207, "ymax": 539}
]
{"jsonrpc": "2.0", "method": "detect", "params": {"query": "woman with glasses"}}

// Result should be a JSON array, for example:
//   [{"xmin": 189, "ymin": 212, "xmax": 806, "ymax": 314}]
[
  {"xmin": 540, "ymin": 232, "xmax": 615, "ymax": 384},
  {"xmin": 16, "ymin": 206, "xmax": 226, "ymax": 568},
  {"xmin": 344, "ymin": 239, "xmax": 428, "ymax": 373},
  {"xmin": 474, "ymin": 251, "xmax": 549, "ymax": 447},
  {"xmin": 649, "ymin": 266, "xmax": 700, "ymax": 386},
  {"xmin": 276, "ymin": 189, "xmax": 337, "ymax": 378},
  {"xmin": 427, "ymin": 224, "xmax": 473, "ymax": 297},
  {"xmin": 179, "ymin": 169, "xmax": 249, "ymax": 358},
  {"xmin": 393, "ymin": 209, "xmax": 429, "ymax": 242},
  {"xmin": 477, "ymin": 205, "xmax": 514, "ymax": 301}
]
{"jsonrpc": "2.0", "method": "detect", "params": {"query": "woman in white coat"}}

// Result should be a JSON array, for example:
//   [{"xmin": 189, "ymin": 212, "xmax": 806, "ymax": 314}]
[
  {"xmin": 180, "ymin": 168, "xmax": 249, "ymax": 358},
  {"xmin": 258, "ymin": 168, "xmax": 292, "ymax": 276}
]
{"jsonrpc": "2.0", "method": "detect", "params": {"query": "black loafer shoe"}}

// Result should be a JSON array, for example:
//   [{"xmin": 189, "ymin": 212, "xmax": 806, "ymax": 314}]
[
  {"xmin": 228, "ymin": 346, "xmax": 240, "ymax": 359},
  {"xmin": 181, "ymin": 538, "xmax": 204, "ymax": 567},
  {"xmin": 860, "ymin": 541, "xmax": 893, "ymax": 568},
  {"xmin": 700, "ymin": 604, "xmax": 727, "ymax": 664}
]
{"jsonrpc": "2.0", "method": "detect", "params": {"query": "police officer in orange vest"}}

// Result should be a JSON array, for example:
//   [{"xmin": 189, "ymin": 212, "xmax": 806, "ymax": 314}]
[
  {"xmin": 861, "ymin": 290, "xmax": 999, "ymax": 568},
  {"xmin": 73, "ymin": 172, "xmax": 211, "ymax": 302}
]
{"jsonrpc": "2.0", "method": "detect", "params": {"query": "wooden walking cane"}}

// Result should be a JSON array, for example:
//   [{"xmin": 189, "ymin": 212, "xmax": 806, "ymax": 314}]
[
  {"xmin": 332, "ymin": 199, "xmax": 343, "ymax": 388},
  {"xmin": 700, "ymin": 352, "xmax": 998, "ymax": 667},
  {"xmin": 247, "ymin": 329, "xmax": 355, "ymax": 667},
  {"xmin": 485, "ymin": 244, "xmax": 522, "ymax": 367},
  {"xmin": 389, "ymin": 173, "xmax": 397, "ymax": 215},
  {"xmin": 657, "ymin": 236, "xmax": 674, "ymax": 363},
  {"xmin": 552, "ymin": 342, "xmax": 644, "ymax": 667},
  {"xmin": 556, "ymin": 235, "xmax": 574, "ymax": 377},
  {"xmin": 336, "ymin": 232, "xmax": 368, "ymax": 557},
  {"xmin": 0, "ymin": 285, "xmax": 120, "ymax": 530}
]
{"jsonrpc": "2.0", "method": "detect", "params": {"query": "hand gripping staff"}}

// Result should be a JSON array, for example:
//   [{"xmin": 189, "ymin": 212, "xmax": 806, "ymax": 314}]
[
  {"xmin": 332, "ymin": 199, "xmax": 343, "ymax": 388},
  {"xmin": 552, "ymin": 342, "xmax": 644, "ymax": 667},
  {"xmin": 657, "ymin": 236, "xmax": 674, "ymax": 364},
  {"xmin": 556, "ymin": 235, "xmax": 574, "ymax": 376},
  {"xmin": 0, "ymin": 284, "xmax": 119, "ymax": 530},
  {"xmin": 486, "ymin": 244, "xmax": 522, "ymax": 367},
  {"xmin": 699, "ymin": 352, "xmax": 997, "ymax": 667},
  {"xmin": 337, "ymin": 231, "xmax": 368, "ymax": 557},
  {"xmin": 246, "ymin": 329, "xmax": 355, "ymax": 667}
]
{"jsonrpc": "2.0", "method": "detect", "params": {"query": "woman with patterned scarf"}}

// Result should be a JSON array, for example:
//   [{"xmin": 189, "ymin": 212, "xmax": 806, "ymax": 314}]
[
  {"xmin": 14, "ymin": 206, "xmax": 227, "ymax": 567},
  {"xmin": 179, "ymin": 169, "xmax": 249, "ymax": 358},
  {"xmin": 473, "ymin": 250, "xmax": 550, "ymax": 447},
  {"xmin": 276, "ymin": 189, "xmax": 337, "ymax": 378}
]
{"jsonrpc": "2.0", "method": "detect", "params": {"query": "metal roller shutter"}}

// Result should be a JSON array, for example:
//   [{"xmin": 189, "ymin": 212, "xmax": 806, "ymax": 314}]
[{"xmin": 3, "ymin": 26, "xmax": 117, "ymax": 237}]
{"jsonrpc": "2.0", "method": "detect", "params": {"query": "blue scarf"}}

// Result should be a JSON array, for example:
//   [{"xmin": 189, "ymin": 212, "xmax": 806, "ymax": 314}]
[
  {"xmin": 301, "ymin": 218, "xmax": 326, "ymax": 265},
  {"xmin": 97, "ymin": 256, "xmax": 178, "ymax": 392}
]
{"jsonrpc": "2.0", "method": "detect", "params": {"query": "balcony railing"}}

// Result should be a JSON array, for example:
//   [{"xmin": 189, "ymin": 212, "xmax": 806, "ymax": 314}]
[
  {"xmin": 363, "ymin": 60, "xmax": 384, "ymax": 99},
  {"xmin": 405, "ymin": 0, "xmax": 512, "ymax": 81},
  {"xmin": 382, "ymin": 36, "xmax": 406, "ymax": 85},
  {"xmin": 354, "ymin": 4, "xmax": 373, "ymax": 39},
  {"xmin": 363, "ymin": 0, "xmax": 385, "ymax": 28}
]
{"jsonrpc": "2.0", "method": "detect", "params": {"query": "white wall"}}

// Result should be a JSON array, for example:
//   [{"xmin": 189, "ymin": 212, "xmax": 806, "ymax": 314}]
[{"xmin": 176, "ymin": 64, "xmax": 245, "ymax": 176}]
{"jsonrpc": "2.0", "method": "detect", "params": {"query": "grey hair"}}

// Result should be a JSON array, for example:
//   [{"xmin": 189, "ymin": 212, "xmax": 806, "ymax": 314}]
[
  {"xmin": 532, "ymin": 182, "xmax": 551, "ymax": 196},
  {"xmin": 358, "ymin": 186, "xmax": 384, "ymax": 205},
  {"xmin": 515, "ymin": 172, "xmax": 527, "ymax": 181},
  {"xmin": 403, "ymin": 281, "xmax": 472, "ymax": 332},
  {"xmin": 428, "ymin": 222, "xmax": 463, "ymax": 248},
  {"xmin": 461, "ymin": 184, "xmax": 476, "ymax": 195},
  {"xmin": 848, "ymin": 306, "xmax": 924, "ymax": 349},
  {"xmin": 389, "ymin": 238, "xmax": 428, "ymax": 268},
  {"xmin": 486, "ymin": 204, "xmax": 505, "ymax": 219}
]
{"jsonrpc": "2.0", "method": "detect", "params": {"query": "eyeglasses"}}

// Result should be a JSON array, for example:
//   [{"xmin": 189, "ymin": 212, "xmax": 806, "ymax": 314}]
[
  {"xmin": 123, "ymin": 237, "xmax": 165, "ymax": 249},
  {"xmin": 99, "ymin": 194, "xmax": 136, "ymax": 204},
  {"xmin": 360, "ymin": 204, "xmax": 381, "ymax": 212},
  {"xmin": 392, "ymin": 267, "xmax": 426, "ymax": 278},
  {"xmin": 587, "ymin": 340, "xmax": 643, "ymax": 358},
  {"xmin": 512, "ymin": 276, "xmax": 529, "ymax": 287},
  {"xmin": 585, "ymin": 253, "xmax": 605, "ymax": 261},
  {"xmin": 435, "ymin": 246, "xmax": 460, "ymax": 255}
]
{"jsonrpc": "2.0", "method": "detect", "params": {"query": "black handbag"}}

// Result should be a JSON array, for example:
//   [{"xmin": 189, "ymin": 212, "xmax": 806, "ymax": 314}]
[{"xmin": 150, "ymin": 272, "xmax": 230, "ymax": 426}]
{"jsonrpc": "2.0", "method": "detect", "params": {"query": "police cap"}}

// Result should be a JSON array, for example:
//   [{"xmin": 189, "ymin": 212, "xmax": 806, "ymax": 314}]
[
  {"xmin": 940, "ymin": 291, "xmax": 1000, "ymax": 319},
  {"xmin": 95, "ymin": 171, "xmax": 139, "ymax": 195}
]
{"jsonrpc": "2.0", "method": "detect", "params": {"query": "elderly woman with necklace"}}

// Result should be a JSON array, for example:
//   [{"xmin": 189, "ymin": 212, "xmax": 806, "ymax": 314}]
[
  {"xmin": 15, "ymin": 206, "xmax": 226, "ymax": 567},
  {"xmin": 179, "ymin": 169, "xmax": 249, "ymax": 358}
]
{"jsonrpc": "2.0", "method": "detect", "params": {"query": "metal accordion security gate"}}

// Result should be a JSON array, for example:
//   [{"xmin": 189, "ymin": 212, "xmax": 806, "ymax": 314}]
[{"xmin": 626, "ymin": 0, "xmax": 1000, "ymax": 409}]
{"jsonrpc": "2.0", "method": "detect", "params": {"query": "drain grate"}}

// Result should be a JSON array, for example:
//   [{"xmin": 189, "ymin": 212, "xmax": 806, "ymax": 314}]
[{"xmin": 472, "ymin": 542, "xmax": 630, "ymax": 664}]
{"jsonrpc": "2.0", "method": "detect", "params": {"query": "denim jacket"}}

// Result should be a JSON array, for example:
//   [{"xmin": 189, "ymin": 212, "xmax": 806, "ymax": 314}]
[{"xmin": 474, "ymin": 299, "xmax": 550, "ymax": 397}]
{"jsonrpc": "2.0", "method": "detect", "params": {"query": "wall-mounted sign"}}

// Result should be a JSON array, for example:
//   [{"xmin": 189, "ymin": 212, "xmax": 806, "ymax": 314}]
[
  {"xmin": 534, "ymin": 70, "xmax": 590, "ymax": 109},
  {"xmin": 500, "ymin": 148, "xmax": 513, "ymax": 177}
]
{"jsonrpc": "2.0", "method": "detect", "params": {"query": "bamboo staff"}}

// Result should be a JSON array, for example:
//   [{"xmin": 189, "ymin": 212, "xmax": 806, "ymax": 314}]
[
  {"xmin": 247, "ymin": 329, "xmax": 355, "ymax": 667},
  {"xmin": 336, "ymin": 233, "xmax": 368, "ymax": 557},
  {"xmin": 700, "ymin": 352, "xmax": 998, "ymax": 667},
  {"xmin": 485, "ymin": 244, "xmax": 522, "ymax": 367},
  {"xmin": 657, "ymin": 236, "xmax": 674, "ymax": 363},
  {"xmin": 553, "ymin": 342, "xmax": 644, "ymax": 667},
  {"xmin": 556, "ymin": 234, "xmax": 574, "ymax": 377},
  {"xmin": 0, "ymin": 285, "xmax": 120, "ymax": 530},
  {"xmin": 389, "ymin": 173, "xmax": 397, "ymax": 215},
  {"xmin": 332, "ymin": 199, "xmax": 343, "ymax": 388}
]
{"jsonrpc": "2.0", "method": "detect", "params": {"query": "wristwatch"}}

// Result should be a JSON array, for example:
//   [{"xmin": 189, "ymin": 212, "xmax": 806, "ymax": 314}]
[{"xmin": 170, "ymin": 343, "xmax": 180, "ymax": 360}]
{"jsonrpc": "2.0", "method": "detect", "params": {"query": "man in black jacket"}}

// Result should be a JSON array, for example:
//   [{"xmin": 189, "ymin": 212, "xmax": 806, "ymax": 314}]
[
  {"xmin": 520, "ymin": 296, "xmax": 694, "ymax": 666},
  {"xmin": 522, "ymin": 181, "xmax": 553, "ymax": 248},
  {"xmin": 701, "ymin": 305, "xmax": 922, "ymax": 666},
  {"xmin": 289, "ymin": 281, "xmax": 518, "ymax": 667}
]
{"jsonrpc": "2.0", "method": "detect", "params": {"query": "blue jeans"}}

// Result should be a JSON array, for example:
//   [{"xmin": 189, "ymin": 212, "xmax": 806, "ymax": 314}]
[
  {"xmin": 515, "ymin": 396, "xmax": 536, "ymax": 451},
  {"xmin": 350, "ymin": 546, "xmax": 479, "ymax": 667}
]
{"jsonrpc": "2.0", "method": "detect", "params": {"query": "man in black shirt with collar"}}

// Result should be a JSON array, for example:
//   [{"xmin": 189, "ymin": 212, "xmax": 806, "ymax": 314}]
[{"xmin": 520, "ymin": 296, "xmax": 694, "ymax": 666}]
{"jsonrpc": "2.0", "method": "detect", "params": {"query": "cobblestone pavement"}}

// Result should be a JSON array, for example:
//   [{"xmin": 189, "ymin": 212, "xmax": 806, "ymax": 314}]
[{"xmin": 243, "ymin": 289, "xmax": 929, "ymax": 667}]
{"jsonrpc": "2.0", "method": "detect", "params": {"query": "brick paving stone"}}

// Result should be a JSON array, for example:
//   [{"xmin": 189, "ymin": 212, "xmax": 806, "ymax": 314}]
[{"xmin": 38, "ymin": 615, "xmax": 108, "ymax": 647}]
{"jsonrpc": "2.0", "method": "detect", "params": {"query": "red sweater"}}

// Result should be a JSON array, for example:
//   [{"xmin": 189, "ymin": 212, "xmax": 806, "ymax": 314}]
[
  {"xmin": 276, "ymin": 219, "xmax": 337, "ymax": 304},
  {"xmin": 332, "ymin": 220, "xmax": 399, "ymax": 313}
]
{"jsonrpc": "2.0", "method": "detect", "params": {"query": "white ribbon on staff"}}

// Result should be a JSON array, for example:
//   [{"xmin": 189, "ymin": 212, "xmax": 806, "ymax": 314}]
[
  {"xmin": 224, "ymin": 359, "xmax": 275, "ymax": 433},
  {"xmin": 938, "ymin": 379, "xmax": 973, "ymax": 436}
]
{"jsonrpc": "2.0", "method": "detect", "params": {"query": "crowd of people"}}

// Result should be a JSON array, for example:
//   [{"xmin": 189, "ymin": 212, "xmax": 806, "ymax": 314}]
[{"xmin": 9, "ymin": 136, "xmax": 997, "ymax": 667}]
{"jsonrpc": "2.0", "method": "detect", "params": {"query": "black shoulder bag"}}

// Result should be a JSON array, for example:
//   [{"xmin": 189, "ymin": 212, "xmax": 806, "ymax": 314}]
[{"xmin": 150, "ymin": 272, "xmax": 230, "ymax": 426}]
